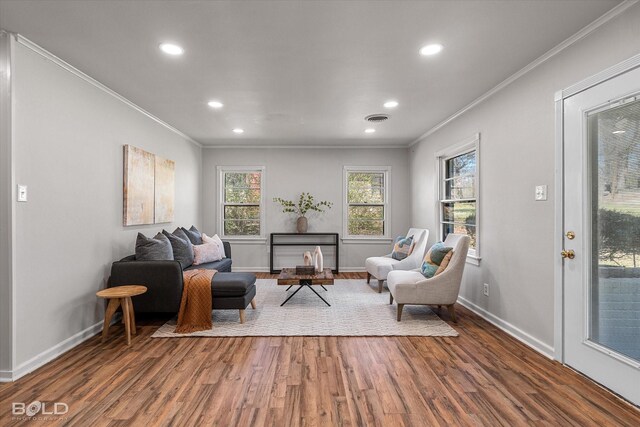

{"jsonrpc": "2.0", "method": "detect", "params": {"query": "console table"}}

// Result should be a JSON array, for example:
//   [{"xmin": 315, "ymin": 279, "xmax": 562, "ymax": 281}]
[{"xmin": 270, "ymin": 233, "xmax": 339, "ymax": 274}]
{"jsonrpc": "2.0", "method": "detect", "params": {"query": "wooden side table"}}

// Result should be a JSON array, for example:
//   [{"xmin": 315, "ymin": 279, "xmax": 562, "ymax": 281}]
[{"xmin": 97, "ymin": 285, "xmax": 147, "ymax": 345}]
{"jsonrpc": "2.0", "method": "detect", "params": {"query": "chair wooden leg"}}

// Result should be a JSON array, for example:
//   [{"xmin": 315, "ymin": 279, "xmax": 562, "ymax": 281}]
[
  {"xmin": 122, "ymin": 297, "xmax": 132, "ymax": 345},
  {"xmin": 102, "ymin": 298, "xmax": 120, "ymax": 342},
  {"xmin": 389, "ymin": 293, "xmax": 394, "ymax": 305},
  {"xmin": 447, "ymin": 304, "xmax": 457, "ymax": 323},
  {"xmin": 378, "ymin": 280, "xmax": 384, "ymax": 293},
  {"xmin": 397, "ymin": 304, "xmax": 404, "ymax": 321},
  {"xmin": 126, "ymin": 297, "xmax": 136, "ymax": 335},
  {"xmin": 366, "ymin": 272, "xmax": 371, "ymax": 284},
  {"xmin": 239, "ymin": 309, "xmax": 246, "ymax": 324},
  {"xmin": 250, "ymin": 298, "xmax": 257, "ymax": 309}
]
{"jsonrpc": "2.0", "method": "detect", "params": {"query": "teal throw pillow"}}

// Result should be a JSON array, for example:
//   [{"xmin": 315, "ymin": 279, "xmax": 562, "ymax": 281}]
[
  {"xmin": 392, "ymin": 235, "xmax": 415, "ymax": 261},
  {"xmin": 421, "ymin": 242, "xmax": 453, "ymax": 278}
]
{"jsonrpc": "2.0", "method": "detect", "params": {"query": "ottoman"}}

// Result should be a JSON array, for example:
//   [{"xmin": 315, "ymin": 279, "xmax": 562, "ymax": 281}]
[{"xmin": 212, "ymin": 272, "xmax": 257, "ymax": 323}]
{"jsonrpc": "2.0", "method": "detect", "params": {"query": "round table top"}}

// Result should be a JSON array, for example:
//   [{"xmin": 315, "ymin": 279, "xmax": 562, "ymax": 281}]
[{"xmin": 97, "ymin": 285, "xmax": 147, "ymax": 298}]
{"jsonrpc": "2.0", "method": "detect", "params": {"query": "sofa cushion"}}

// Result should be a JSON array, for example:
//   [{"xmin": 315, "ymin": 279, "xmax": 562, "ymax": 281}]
[
  {"xmin": 211, "ymin": 272, "xmax": 257, "ymax": 297},
  {"xmin": 135, "ymin": 232, "xmax": 173, "ymax": 261},
  {"xmin": 184, "ymin": 258, "xmax": 232, "ymax": 272},
  {"xmin": 181, "ymin": 225, "xmax": 203, "ymax": 245},
  {"xmin": 162, "ymin": 229, "xmax": 195, "ymax": 269}
]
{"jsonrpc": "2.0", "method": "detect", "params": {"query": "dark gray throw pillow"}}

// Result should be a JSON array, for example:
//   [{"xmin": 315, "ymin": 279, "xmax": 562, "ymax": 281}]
[
  {"xmin": 172, "ymin": 227, "xmax": 190, "ymax": 243},
  {"xmin": 163, "ymin": 229, "xmax": 194, "ymax": 269},
  {"xmin": 135, "ymin": 232, "xmax": 173, "ymax": 261},
  {"xmin": 181, "ymin": 225, "xmax": 203, "ymax": 245}
]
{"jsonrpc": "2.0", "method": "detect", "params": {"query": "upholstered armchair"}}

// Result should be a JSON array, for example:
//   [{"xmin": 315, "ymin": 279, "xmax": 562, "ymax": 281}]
[
  {"xmin": 387, "ymin": 234, "xmax": 470, "ymax": 322},
  {"xmin": 365, "ymin": 228, "xmax": 429, "ymax": 293}
]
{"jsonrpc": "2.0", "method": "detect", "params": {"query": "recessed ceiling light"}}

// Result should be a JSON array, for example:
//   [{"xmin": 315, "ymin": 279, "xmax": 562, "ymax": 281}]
[
  {"xmin": 419, "ymin": 43, "xmax": 443, "ymax": 56},
  {"xmin": 207, "ymin": 100, "xmax": 224, "ymax": 109},
  {"xmin": 612, "ymin": 130, "xmax": 626, "ymax": 134},
  {"xmin": 159, "ymin": 43, "xmax": 184, "ymax": 56},
  {"xmin": 365, "ymin": 128, "xmax": 376, "ymax": 134},
  {"xmin": 384, "ymin": 100, "xmax": 399, "ymax": 109},
  {"xmin": 233, "ymin": 128, "xmax": 244, "ymax": 134}
]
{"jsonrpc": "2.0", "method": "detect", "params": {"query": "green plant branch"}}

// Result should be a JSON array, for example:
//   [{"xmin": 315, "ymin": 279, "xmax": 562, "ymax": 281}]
[{"xmin": 273, "ymin": 192, "xmax": 333, "ymax": 216}]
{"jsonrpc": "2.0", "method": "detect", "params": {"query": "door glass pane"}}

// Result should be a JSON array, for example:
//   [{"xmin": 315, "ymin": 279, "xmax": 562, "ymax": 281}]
[{"xmin": 588, "ymin": 97, "xmax": 640, "ymax": 361}]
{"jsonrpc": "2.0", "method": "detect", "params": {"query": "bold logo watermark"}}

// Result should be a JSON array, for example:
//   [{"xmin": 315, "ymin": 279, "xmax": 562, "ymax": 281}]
[{"xmin": 12, "ymin": 400, "xmax": 69, "ymax": 421}]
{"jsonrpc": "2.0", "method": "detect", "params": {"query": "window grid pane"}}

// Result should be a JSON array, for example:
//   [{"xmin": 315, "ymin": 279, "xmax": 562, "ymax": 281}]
[
  {"xmin": 346, "ymin": 170, "xmax": 387, "ymax": 236},
  {"xmin": 441, "ymin": 146, "xmax": 478, "ymax": 253},
  {"xmin": 348, "ymin": 172, "xmax": 385, "ymax": 204},
  {"xmin": 446, "ymin": 151, "xmax": 476, "ymax": 178},
  {"xmin": 223, "ymin": 171, "xmax": 262, "ymax": 236}
]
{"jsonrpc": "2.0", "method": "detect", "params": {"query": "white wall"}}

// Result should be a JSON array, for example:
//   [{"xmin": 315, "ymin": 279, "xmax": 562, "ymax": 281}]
[
  {"xmin": 0, "ymin": 31, "xmax": 13, "ymax": 379},
  {"xmin": 409, "ymin": 5, "xmax": 640, "ymax": 355},
  {"xmin": 10, "ymin": 41, "xmax": 202, "ymax": 371},
  {"xmin": 201, "ymin": 147, "xmax": 410, "ymax": 271}
]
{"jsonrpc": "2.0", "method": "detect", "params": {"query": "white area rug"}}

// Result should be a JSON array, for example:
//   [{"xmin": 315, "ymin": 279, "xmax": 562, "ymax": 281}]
[{"xmin": 151, "ymin": 279, "xmax": 458, "ymax": 338}]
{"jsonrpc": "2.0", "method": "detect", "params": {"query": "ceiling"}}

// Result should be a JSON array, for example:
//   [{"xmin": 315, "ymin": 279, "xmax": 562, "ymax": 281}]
[{"xmin": 0, "ymin": 0, "xmax": 621, "ymax": 147}]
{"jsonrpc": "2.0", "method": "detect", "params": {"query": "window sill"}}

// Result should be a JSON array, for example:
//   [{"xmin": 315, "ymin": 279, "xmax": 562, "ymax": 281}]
[
  {"xmin": 341, "ymin": 237, "xmax": 393, "ymax": 244},
  {"xmin": 221, "ymin": 237, "xmax": 267, "ymax": 244},
  {"xmin": 466, "ymin": 255, "xmax": 481, "ymax": 266}
]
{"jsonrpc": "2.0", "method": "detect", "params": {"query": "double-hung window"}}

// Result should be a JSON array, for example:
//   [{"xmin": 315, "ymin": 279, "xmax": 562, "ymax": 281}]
[
  {"xmin": 344, "ymin": 166, "xmax": 390, "ymax": 239},
  {"xmin": 438, "ymin": 134, "xmax": 480, "ymax": 261},
  {"xmin": 218, "ymin": 166, "xmax": 265, "ymax": 239}
]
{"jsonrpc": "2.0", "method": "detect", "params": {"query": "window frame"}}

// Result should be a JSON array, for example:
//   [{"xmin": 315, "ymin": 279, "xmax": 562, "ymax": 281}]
[
  {"xmin": 217, "ymin": 166, "xmax": 266, "ymax": 242},
  {"xmin": 436, "ymin": 134, "xmax": 481, "ymax": 264},
  {"xmin": 342, "ymin": 166, "xmax": 392, "ymax": 242}
]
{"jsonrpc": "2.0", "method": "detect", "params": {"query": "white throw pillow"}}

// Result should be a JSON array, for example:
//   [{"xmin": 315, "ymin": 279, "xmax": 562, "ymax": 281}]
[
  {"xmin": 192, "ymin": 242, "xmax": 220, "ymax": 265},
  {"xmin": 202, "ymin": 233, "xmax": 226, "ymax": 260}
]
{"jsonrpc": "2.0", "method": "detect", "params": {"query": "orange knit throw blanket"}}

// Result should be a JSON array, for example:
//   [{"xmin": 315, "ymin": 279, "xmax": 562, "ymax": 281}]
[{"xmin": 175, "ymin": 269, "xmax": 216, "ymax": 333}]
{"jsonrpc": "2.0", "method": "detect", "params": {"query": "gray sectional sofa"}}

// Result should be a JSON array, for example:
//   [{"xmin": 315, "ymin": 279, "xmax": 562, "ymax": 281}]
[{"xmin": 109, "ymin": 240, "xmax": 257, "ymax": 316}]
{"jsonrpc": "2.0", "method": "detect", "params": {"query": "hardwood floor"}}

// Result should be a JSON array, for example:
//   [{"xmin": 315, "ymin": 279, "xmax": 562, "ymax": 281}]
[{"xmin": 1, "ymin": 273, "xmax": 638, "ymax": 426}]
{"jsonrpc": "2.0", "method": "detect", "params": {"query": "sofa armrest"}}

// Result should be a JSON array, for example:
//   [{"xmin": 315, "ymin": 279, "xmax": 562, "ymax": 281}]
[
  {"xmin": 109, "ymin": 260, "xmax": 184, "ymax": 313},
  {"xmin": 223, "ymin": 241, "xmax": 231, "ymax": 259}
]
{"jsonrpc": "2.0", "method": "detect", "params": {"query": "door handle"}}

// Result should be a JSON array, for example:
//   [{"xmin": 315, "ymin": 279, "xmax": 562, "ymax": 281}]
[{"xmin": 561, "ymin": 249, "xmax": 575, "ymax": 259}]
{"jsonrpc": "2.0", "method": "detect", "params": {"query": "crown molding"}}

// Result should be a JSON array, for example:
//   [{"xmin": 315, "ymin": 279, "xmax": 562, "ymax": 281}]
[
  {"xmin": 409, "ymin": 0, "xmax": 639, "ymax": 147},
  {"xmin": 13, "ymin": 33, "xmax": 203, "ymax": 148},
  {"xmin": 201, "ymin": 144, "xmax": 406, "ymax": 149}
]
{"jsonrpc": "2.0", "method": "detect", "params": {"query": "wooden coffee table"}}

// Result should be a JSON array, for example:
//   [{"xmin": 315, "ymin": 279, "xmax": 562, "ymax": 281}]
[{"xmin": 277, "ymin": 268, "xmax": 334, "ymax": 306}]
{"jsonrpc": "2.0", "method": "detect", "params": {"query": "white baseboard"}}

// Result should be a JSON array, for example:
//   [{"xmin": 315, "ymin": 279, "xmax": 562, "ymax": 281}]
[
  {"xmin": 457, "ymin": 296, "xmax": 555, "ymax": 360},
  {"xmin": 233, "ymin": 267, "xmax": 366, "ymax": 273},
  {"xmin": 232, "ymin": 267, "xmax": 270, "ymax": 272},
  {"xmin": 0, "ymin": 370, "xmax": 12, "ymax": 382},
  {"xmin": 2, "ymin": 314, "xmax": 120, "ymax": 382}
]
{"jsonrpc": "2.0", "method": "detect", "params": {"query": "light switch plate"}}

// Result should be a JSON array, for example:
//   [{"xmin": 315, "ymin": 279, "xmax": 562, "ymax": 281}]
[
  {"xmin": 535, "ymin": 185, "xmax": 547, "ymax": 201},
  {"xmin": 17, "ymin": 185, "xmax": 28, "ymax": 202}
]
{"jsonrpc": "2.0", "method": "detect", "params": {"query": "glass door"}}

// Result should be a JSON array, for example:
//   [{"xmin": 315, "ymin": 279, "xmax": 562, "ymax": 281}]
[
  {"xmin": 587, "ymin": 99, "xmax": 640, "ymax": 363},
  {"xmin": 563, "ymin": 66, "xmax": 640, "ymax": 405}
]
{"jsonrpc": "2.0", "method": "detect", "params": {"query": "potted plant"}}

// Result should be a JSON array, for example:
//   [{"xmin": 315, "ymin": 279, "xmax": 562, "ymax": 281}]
[{"xmin": 273, "ymin": 193, "xmax": 333, "ymax": 233}]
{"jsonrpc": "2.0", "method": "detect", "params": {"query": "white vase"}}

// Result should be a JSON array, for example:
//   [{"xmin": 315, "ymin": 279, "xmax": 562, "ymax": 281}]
[
  {"xmin": 314, "ymin": 246, "xmax": 323, "ymax": 273},
  {"xmin": 303, "ymin": 251, "xmax": 312, "ymax": 266}
]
